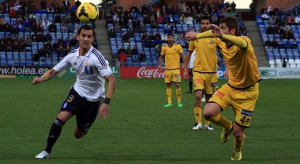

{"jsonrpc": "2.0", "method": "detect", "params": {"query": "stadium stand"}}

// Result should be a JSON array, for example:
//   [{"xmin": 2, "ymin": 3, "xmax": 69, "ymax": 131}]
[
  {"xmin": 0, "ymin": 0, "xmax": 95, "ymax": 67},
  {"xmin": 105, "ymin": 1, "xmax": 244, "ymax": 67},
  {"xmin": 257, "ymin": 3, "xmax": 300, "ymax": 67}
]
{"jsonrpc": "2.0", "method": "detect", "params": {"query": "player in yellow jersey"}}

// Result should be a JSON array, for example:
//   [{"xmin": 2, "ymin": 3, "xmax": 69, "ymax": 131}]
[
  {"xmin": 183, "ymin": 16, "xmax": 218, "ymax": 131},
  {"xmin": 158, "ymin": 33, "xmax": 184, "ymax": 108},
  {"xmin": 185, "ymin": 17, "xmax": 260, "ymax": 160}
]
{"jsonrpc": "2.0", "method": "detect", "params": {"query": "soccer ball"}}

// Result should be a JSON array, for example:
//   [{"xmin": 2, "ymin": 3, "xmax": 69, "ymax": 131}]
[{"xmin": 76, "ymin": 2, "xmax": 99, "ymax": 23}]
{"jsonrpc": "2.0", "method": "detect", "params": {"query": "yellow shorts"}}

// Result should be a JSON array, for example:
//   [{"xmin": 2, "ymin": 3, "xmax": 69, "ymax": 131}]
[
  {"xmin": 209, "ymin": 83, "xmax": 259, "ymax": 127},
  {"xmin": 164, "ymin": 69, "xmax": 181, "ymax": 83},
  {"xmin": 193, "ymin": 72, "xmax": 218, "ymax": 95}
]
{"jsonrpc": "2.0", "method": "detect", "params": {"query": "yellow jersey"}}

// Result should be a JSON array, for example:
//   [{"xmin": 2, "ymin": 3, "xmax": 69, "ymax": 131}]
[
  {"xmin": 188, "ymin": 38, "xmax": 218, "ymax": 73},
  {"xmin": 161, "ymin": 43, "xmax": 183, "ymax": 70},
  {"xmin": 216, "ymin": 36, "xmax": 260, "ymax": 89}
]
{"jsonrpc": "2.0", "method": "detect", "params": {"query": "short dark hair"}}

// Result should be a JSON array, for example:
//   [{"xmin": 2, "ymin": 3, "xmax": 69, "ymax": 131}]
[
  {"xmin": 167, "ymin": 33, "xmax": 174, "ymax": 37},
  {"xmin": 77, "ymin": 24, "xmax": 96, "ymax": 37},
  {"xmin": 219, "ymin": 17, "xmax": 239, "ymax": 36},
  {"xmin": 200, "ymin": 16, "xmax": 211, "ymax": 23}
]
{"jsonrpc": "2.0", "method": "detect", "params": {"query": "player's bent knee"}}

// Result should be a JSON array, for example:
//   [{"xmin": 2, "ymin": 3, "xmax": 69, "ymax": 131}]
[{"xmin": 74, "ymin": 127, "xmax": 86, "ymax": 139}]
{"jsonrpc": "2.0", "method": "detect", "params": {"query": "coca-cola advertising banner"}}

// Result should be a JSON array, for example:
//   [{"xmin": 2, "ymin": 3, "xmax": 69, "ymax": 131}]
[
  {"xmin": 120, "ymin": 66, "xmax": 227, "ymax": 79},
  {"xmin": 120, "ymin": 67, "xmax": 183, "ymax": 78}
]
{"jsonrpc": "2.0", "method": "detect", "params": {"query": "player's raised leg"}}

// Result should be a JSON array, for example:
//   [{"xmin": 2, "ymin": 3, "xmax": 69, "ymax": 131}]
[{"xmin": 35, "ymin": 111, "xmax": 72, "ymax": 159}]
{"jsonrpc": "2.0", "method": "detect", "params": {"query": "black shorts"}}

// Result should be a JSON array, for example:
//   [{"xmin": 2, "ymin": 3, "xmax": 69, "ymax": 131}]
[
  {"xmin": 189, "ymin": 69, "xmax": 193, "ymax": 76},
  {"xmin": 60, "ymin": 87, "xmax": 102, "ymax": 133}
]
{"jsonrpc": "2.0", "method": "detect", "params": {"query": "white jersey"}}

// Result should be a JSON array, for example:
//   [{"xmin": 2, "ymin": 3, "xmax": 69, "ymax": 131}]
[
  {"xmin": 188, "ymin": 50, "xmax": 196, "ymax": 69},
  {"xmin": 53, "ymin": 46, "xmax": 112, "ymax": 102}
]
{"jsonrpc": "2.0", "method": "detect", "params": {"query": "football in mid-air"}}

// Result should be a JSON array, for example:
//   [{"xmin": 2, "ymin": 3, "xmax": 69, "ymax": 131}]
[{"xmin": 76, "ymin": 2, "xmax": 99, "ymax": 23}]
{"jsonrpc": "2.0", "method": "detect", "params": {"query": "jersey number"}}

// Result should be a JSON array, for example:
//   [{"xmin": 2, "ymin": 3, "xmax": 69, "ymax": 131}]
[{"xmin": 240, "ymin": 116, "xmax": 246, "ymax": 124}]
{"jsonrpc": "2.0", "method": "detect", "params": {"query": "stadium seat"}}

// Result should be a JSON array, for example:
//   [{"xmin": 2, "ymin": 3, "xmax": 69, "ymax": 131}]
[{"xmin": 269, "ymin": 59, "xmax": 275, "ymax": 67}]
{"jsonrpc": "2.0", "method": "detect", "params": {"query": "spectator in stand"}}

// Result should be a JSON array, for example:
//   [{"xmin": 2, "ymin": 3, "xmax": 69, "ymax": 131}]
[
  {"xmin": 54, "ymin": 14, "xmax": 62, "ymax": 23},
  {"xmin": 57, "ymin": 45, "xmax": 66, "ymax": 57},
  {"xmin": 0, "ymin": 3, "xmax": 4, "ymax": 14},
  {"xmin": 12, "ymin": 40, "xmax": 19, "ymax": 52},
  {"xmin": 131, "ymin": 44, "xmax": 138, "ymax": 56},
  {"xmin": 108, "ymin": 27, "xmax": 116, "ymax": 38},
  {"xmin": 16, "ymin": 15, "xmax": 23, "ymax": 24},
  {"xmin": 44, "ymin": 41, "xmax": 52, "ymax": 57},
  {"xmin": 281, "ymin": 14, "xmax": 288, "ymax": 25},
  {"xmin": 61, "ymin": 22, "xmax": 68, "ymax": 33},
  {"xmin": 139, "ymin": 21, "xmax": 146, "ymax": 33},
  {"xmin": 35, "ymin": 22, "xmax": 43, "ymax": 32},
  {"xmin": 0, "ymin": 39, "xmax": 5, "ymax": 51},
  {"xmin": 150, "ymin": 15, "xmax": 157, "ymax": 28},
  {"xmin": 142, "ymin": 35, "xmax": 151, "ymax": 48},
  {"xmin": 24, "ymin": 35, "xmax": 32, "ymax": 47},
  {"xmin": 249, "ymin": 0, "xmax": 257, "ymax": 20},
  {"xmin": 42, "ymin": 17, "xmax": 51, "ymax": 30},
  {"xmin": 47, "ymin": 6, "xmax": 54, "ymax": 14},
  {"xmin": 179, "ymin": 13, "xmax": 185, "ymax": 24},
  {"xmin": 231, "ymin": 1, "xmax": 236, "ymax": 12},
  {"xmin": 125, "ymin": 45, "xmax": 132, "ymax": 57},
  {"xmin": 40, "ymin": 0, "xmax": 47, "ymax": 10},
  {"xmin": 6, "ymin": 40, "xmax": 12, "ymax": 52},
  {"xmin": 287, "ymin": 14, "xmax": 296, "ymax": 25},
  {"xmin": 211, "ymin": 13, "xmax": 219, "ymax": 24},
  {"xmin": 261, "ymin": 10, "xmax": 269, "ymax": 20},
  {"xmin": 269, "ymin": 15, "xmax": 276, "ymax": 25},
  {"xmin": 118, "ymin": 50, "xmax": 127, "ymax": 66},
  {"xmin": 44, "ymin": 31, "xmax": 53, "ymax": 42},
  {"xmin": 157, "ymin": 14, "xmax": 164, "ymax": 24},
  {"xmin": 264, "ymin": 39, "xmax": 272, "ymax": 48},
  {"xmin": 132, "ymin": 19, "xmax": 140, "ymax": 32},
  {"xmin": 282, "ymin": 58, "xmax": 287, "ymax": 67},
  {"xmin": 295, "ymin": 14, "xmax": 300, "ymax": 24},
  {"xmin": 105, "ymin": 12, "xmax": 113, "ymax": 23},
  {"xmin": 240, "ymin": 27, "xmax": 248, "ymax": 36},
  {"xmin": 266, "ymin": 24, "xmax": 275, "ymax": 34},
  {"xmin": 100, "ymin": 0, "xmax": 108, "ymax": 19},
  {"xmin": 4, "ymin": 2, "xmax": 9, "ymax": 13},
  {"xmin": 270, "ymin": 38, "xmax": 278, "ymax": 49},
  {"xmin": 281, "ymin": 26, "xmax": 294, "ymax": 40},
  {"xmin": 10, "ymin": 23, "xmax": 19, "ymax": 34},
  {"xmin": 122, "ymin": 32, "xmax": 129, "ymax": 43},
  {"xmin": 139, "ymin": 51, "xmax": 146, "ymax": 62},
  {"xmin": 52, "ymin": 40, "xmax": 60, "ymax": 52},
  {"xmin": 62, "ymin": 0, "xmax": 70, "ymax": 11},
  {"xmin": 48, "ymin": 22, "xmax": 57, "ymax": 33},
  {"xmin": 75, "ymin": 0, "xmax": 81, "ymax": 8},
  {"xmin": 185, "ymin": 14, "xmax": 194, "ymax": 25},
  {"xmin": 67, "ymin": 22, "xmax": 75, "ymax": 33},
  {"xmin": 114, "ymin": 22, "xmax": 121, "ymax": 32},
  {"xmin": 18, "ymin": 39, "xmax": 26, "ymax": 52},
  {"xmin": 9, "ymin": 6, "xmax": 17, "ymax": 18}
]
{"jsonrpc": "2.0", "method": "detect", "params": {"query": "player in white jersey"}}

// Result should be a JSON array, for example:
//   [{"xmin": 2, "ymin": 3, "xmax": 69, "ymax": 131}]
[
  {"xmin": 32, "ymin": 25, "xmax": 116, "ymax": 159},
  {"xmin": 186, "ymin": 51, "xmax": 195, "ymax": 93}
]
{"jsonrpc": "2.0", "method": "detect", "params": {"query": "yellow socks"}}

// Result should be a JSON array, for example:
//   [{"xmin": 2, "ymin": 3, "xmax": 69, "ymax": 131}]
[
  {"xmin": 166, "ymin": 88, "xmax": 172, "ymax": 104},
  {"xmin": 194, "ymin": 107, "xmax": 202, "ymax": 123}
]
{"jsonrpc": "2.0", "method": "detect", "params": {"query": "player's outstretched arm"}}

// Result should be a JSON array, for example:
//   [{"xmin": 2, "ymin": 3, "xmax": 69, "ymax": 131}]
[
  {"xmin": 210, "ymin": 24, "xmax": 248, "ymax": 49},
  {"xmin": 99, "ymin": 74, "xmax": 116, "ymax": 119},
  {"xmin": 32, "ymin": 69, "xmax": 58, "ymax": 85}
]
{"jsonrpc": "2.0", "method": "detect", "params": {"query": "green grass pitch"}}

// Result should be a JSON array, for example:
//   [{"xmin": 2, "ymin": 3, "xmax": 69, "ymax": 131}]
[{"xmin": 0, "ymin": 78, "xmax": 299, "ymax": 163}]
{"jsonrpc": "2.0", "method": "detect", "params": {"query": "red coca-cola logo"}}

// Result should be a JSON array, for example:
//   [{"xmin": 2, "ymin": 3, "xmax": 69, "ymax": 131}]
[{"xmin": 137, "ymin": 67, "xmax": 165, "ymax": 78}]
